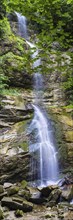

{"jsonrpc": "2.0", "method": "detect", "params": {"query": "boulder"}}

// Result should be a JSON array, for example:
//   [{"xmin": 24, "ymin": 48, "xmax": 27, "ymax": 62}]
[
  {"xmin": 28, "ymin": 187, "xmax": 44, "ymax": 204},
  {"xmin": 48, "ymin": 188, "xmax": 61, "ymax": 204},
  {"xmin": 39, "ymin": 186, "xmax": 52, "ymax": 197},
  {"xmin": 1, "ymin": 197, "xmax": 23, "ymax": 210},
  {"xmin": 29, "ymin": 192, "xmax": 43, "ymax": 204},
  {"xmin": 7, "ymin": 186, "xmax": 19, "ymax": 196},
  {"xmin": 39, "ymin": 185, "xmax": 58, "ymax": 198},
  {"xmin": 1, "ymin": 197, "xmax": 33, "ymax": 212},
  {"xmin": 61, "ymin": 185, "xmax": 73, "ymax": 202},
  {"xmin": 23, "ymin": 200, "xmax": 33, "ymax": 212},
  {"xmin": 3, "ymin": 182, "xmax": 13, "ymax": 189}
]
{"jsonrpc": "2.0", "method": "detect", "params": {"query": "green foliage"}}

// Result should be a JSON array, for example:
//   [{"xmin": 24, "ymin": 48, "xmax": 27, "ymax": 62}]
[
  {"xmin": 0, "ymin": 73, "xmax": 8, "ymax": 93},
  {"xmin": 0, "ymin": 17, "xmax": 12, "ymax": 38},
  {"xmin": 0, "ymin": 0, "xmax": 73, "ymax": 104}
]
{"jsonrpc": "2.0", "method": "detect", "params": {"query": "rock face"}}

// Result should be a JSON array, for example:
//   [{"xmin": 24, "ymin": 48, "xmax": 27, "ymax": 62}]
[{"xmin": 0, "ymin": 152, "xmax": 30, "ymax": 184}]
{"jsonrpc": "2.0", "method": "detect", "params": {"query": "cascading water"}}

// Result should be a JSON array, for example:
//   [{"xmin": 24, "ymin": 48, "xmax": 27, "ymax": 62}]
[
  {"xmin": 16, "ymin": 12, "xmax": 59, "ymax": 186},
  {"xmin": 15, "ymin": 12, "xmax": 28, "ymax": 39}
]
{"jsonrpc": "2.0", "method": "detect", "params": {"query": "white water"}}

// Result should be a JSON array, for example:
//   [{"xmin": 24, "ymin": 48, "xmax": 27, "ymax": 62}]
[
  {"xmin": 29, "ymin": 104, "xmax": 58, "ymax": 185},
  {"xmin": 15, "ymin": 12, "xmax": 28, "ymax": 39},
  {"xmin": 16, "ymin": 12, "xmax": 59, "ymax": 186},
  {"xmin": 70, "ymin": 199, "xmax": 73, "ymax": 205}
]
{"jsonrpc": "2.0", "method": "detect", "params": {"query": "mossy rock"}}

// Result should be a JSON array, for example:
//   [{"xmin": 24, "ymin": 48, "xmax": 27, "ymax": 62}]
[
  {"xmin": 7, "ymin": 186, "xmax": 19, "ymax": 196},
  {"xmin": 15, "ymin": 209, "xmax": 23, "ymax": 217},
  {"xmin": 65, "ymin": 131, "xmax": 73, "ymax": 142},
  {"xmin": 0, "ymin": 208, "xmax": 4, "ymax": 220},
  {"xmin": 20, "ymin": 180, "xmax": 28, "ymax": 189},
  {"xmin": 23, "ymin": 200, "xmax": 33, "ymax": 212},
  {"xmin": 45, "ymin": 213, "xmax": 52, "ymax": 218}
]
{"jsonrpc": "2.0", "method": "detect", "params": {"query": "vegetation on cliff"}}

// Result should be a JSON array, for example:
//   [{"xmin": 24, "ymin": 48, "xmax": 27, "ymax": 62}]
[{"xmin": 0, "ymin": 0, "xmax": 73, "ymax": 104}]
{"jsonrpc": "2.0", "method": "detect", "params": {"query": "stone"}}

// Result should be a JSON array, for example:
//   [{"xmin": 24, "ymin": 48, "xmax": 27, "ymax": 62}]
[
  {"xmin": 29, "ymin": 194, "xmax": 44, "ymax": 204},
  {"xmin": 7, "ymin": 186, "xmax": 19, "ymax": 196},
  {"xmin": 1, "ymin": 197, "xmax": 33, "ymax": 212},
  {"xmin": 1, "ymin": 197, "xmax": 23, "ymax": 211},
  {"xmin": 61, "ymin": 185, "xmax": 73, "ymax": 202},
  {"xmin": 18, "ymin": 188, "xmax": 31, "ymax": 200},
  {"xmin": 12, "ymin": 197, "xmax": 23, "ymax": 204},
  {"xmin": 29, "ymin": 188, "xmax": 43, "ymax": 204},
  {"xmin": 23, "ymin": 200, "xmax": 33, "ymax": 212},
  {"xmin": 0, "ymin": 152, "xmax": 30, "ymax": 184},
  {"xmin": 4, "ymin": 182, "xmax": 13, "ymax": 189},
  {"xmin": 39, "ymin": 186, "xmax": 52, "ymax": 197},
  {"xmin": 0, "ymin": 192, "xmax": 7, "ymax": 200},
  {"xmin": 0, "ymin": 186, "xmax": 4, "ymax": 194},
  {"xmin": 48, "ymin": 188, "xmax": 61, "ymax": 203},
  {"xmin": 46, "ymin": 201, "xmax": 56, "ymax": 207}
]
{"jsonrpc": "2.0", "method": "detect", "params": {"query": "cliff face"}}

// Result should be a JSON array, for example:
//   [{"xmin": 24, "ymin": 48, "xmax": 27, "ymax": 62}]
[{"xmin": 0, "ymin": 12, "xmax": 73, "ymax": 181}]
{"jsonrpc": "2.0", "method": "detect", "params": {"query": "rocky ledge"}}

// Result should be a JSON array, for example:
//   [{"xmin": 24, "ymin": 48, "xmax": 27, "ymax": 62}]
[{"xmin": 0, "ymin": 181, "xmax": 73, "ymax": 220}]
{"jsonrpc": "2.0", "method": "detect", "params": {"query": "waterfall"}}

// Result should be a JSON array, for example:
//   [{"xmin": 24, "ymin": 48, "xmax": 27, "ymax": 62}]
[
  {"xmin": 16, "ymin": 12, "xmax": 59, "ymax": 186},
  {"xmin": 15, "ymin": 12, "xmax": 28, "ymax": 39}
]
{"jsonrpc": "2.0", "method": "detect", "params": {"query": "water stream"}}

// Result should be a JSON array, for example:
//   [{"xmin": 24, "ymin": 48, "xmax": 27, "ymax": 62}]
[{"xmin": 16, "ymin": 12, "xmax": 59, "ymax": 186}]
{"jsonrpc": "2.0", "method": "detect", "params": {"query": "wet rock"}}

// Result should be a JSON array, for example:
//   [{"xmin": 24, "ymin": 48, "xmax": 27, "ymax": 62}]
[{"xmin": 59, "ymin": 177, "xmax": 73, "ymax": 187}]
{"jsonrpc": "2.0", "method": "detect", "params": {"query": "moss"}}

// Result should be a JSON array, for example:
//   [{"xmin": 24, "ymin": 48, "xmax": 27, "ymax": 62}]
[
  {"xmin": 0, "ymin": 18, "xmax": 12, "ymax": 39},
  {"xmin": 0, "ymin": 16, "xmax": 32, "ymax": 91},
  {"xmin": 21, "ymin": 180, "xmax": 28, "ymax": 189},
  {"xmin": 45, "ymin": 214, "xmax": 52, "ymax": 218},
  {"xmin": 15, "ymin": 209, "xmax": 23, "ymax": 217},
  {"xmin": 0, "ymin": 52, "xmax": 26, "ymax": 72},
  {"xmin": 7, "ymin": 186, "xmax": 19, "ymax": 196},
  {"xmin": 1, "ymin": 88, "xmax": 21, "ymax": 96},
  {"xmin": 65, "ymin": 131, "xmax": 73, "ymax": 142},
  {"xmin": 0, "ymin": 209, "xmax": 4, "ymax": 220},
  {"xmin": 20, "ymin": 142, "xmax": 28, "ymax": 151}
]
